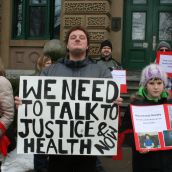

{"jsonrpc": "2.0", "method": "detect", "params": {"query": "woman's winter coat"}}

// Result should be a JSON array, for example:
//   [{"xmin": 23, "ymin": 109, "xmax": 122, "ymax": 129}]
[{"xmin": 0, "ymin": 76, "xmax": 14, "ymax": 157}]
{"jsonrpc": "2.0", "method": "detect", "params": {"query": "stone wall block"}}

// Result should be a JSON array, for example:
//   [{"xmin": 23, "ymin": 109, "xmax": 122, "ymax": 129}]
[
  {"xmin": 64, "ymin": 1, "xmax": 110, "ymax": 15},
  {"xmin": 63, "ymin": 15, "xmax": 85, "ymax": 28},
  {"xmin": 10, "ymin": 48, "xmax": 42, "ymax": 69},
  {"xmin": 64, "ymin": 0, "xmax": 112, "ymax": 2},
  {"xmin": 89, "ymin": 29, "xmax": 109, "ymax": 42},
  {"xmin": 86, "ymin": 15, "xmax": 110, "ymax": 29},
  {"xmin": 89, "ymin": 43, "xmax": 102, "ymax": 57}
]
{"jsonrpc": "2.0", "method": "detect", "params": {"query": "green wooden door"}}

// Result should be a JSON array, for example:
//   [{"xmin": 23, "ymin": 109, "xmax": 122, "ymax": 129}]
[{"xmin": 122, "ymin": 0, "xmax": 172, "ymax": 70}]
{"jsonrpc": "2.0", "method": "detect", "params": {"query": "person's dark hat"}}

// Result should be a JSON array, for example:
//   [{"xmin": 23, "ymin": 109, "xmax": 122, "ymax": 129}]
[
  {"xmin": 156, "ymin": 41, "xmax": 171, "ymax": 51},
  {"xmin": 100, "ymin": 40, "xmax": 112, "ymax": 50}
]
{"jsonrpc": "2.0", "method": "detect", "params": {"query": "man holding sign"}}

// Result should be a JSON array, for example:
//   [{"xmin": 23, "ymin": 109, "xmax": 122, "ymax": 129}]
[{"xmin": 16, "ymin": 26, "xmax": 122, "ymax": 172}]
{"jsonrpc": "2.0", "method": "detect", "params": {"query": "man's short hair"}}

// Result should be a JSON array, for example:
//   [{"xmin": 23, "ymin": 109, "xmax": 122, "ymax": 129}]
[{"xmin": 64, "ymin": 26, "xmax": 90, "ymax": 46}]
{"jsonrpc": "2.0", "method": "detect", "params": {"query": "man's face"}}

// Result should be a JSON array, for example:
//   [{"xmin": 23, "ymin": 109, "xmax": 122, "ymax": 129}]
[
  {"xmin": 101, "ymin": 46, "xmax": 112, "ymax": 58},
  {"xmin": 67, "ymin": 30, "xmax": 88, "ymax": 56}
]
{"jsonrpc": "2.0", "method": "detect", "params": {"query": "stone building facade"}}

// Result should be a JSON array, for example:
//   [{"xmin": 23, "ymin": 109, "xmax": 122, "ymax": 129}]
[
  {"xmin": 2, "ymin": 1, "xmax": 170, "ymax": 71},
  {"xmin": 61, "ymin": 0, "xmax": 111, "ymax": 58},
  {"xmin": 0, "ymin": 0, "xmax": 123, "ymax": 71}
]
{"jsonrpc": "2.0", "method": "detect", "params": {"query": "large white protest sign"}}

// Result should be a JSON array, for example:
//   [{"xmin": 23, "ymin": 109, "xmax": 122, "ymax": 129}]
[{"xmin": 17, "ymin": 76, "xmax": 119, "ymax": 156}]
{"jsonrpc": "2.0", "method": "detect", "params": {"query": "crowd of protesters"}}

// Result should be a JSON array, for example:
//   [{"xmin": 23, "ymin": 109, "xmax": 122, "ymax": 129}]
[{"xmin": 0, "ymin": 25, "xmax": 171, "ymax": 172}]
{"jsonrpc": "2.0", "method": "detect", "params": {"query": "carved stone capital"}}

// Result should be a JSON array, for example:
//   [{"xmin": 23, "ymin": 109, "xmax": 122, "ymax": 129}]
[
  {"xmin": 86, "ymin": 15, "xmax": 110, "ymax": 29},
  {"xmin": 64, "ymin": 1, "xmax": 110, "ymax": 15}
]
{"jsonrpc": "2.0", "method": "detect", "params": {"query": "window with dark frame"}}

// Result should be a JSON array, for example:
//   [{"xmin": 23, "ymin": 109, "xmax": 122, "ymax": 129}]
[{"xmin": 12, "ymin": 0, "xmax": 61, "ymax": 39}]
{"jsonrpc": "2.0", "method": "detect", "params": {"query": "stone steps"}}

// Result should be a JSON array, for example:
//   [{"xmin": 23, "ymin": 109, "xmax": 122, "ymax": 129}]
[{"xmin": 120, "ymin": 70, "xmax": 141, "ymax": 117}]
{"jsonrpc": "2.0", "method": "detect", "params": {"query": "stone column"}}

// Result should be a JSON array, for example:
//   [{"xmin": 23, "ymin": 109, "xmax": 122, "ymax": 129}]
[{"xmin": 61, "ymin": 0, "xmax": 111, "ymax": 57}]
